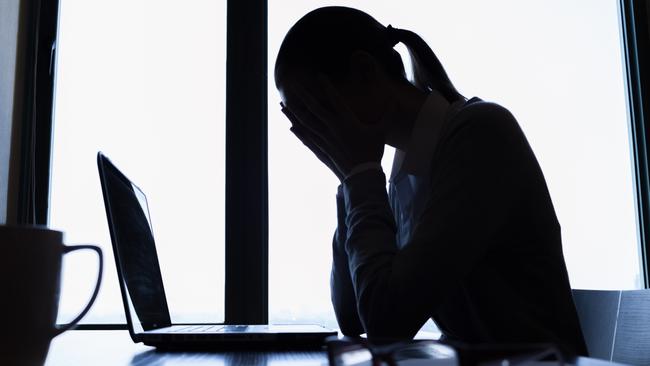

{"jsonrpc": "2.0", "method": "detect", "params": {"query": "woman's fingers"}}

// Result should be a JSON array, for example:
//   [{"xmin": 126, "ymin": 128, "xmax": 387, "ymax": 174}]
[
  {"xmin": 290, "ymin": 125, "xmax": 345, "ymax": 181},
  {"xmin": 282, "ymin": 96, "xmax": 338, "ymax": 156},
  {"xmin": 291, "ymin": 81, "xmax": 338, "ymax": 123},
  {"xmin": 294, "ymin": 74, "xmax": 374, "ymax": 148},
  {"xmin": 280, "ymin": 102, "xmax": 301, "ymax": 127},
  {"xmin": 282, "ymin": 96, "xmax": 341, "ymax": 147},
  {"xmin": 289, "ymin": 79, "xmax": 355, "ymax": 143},
  {"xmin": 291, "ymin": 122, "xmax": 340, "ymax": 165}
]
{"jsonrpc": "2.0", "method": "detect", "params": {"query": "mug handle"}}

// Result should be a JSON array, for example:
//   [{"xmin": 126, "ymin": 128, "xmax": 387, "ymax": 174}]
[{"xmin": 52, "ymin": 244, "xmax": 103, "ymax": 337}]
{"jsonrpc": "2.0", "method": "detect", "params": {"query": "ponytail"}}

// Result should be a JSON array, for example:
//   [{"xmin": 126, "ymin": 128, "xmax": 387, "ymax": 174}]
[{"xmin": 387, "ymin": 25, "xmax": 463, "ymax": 103}]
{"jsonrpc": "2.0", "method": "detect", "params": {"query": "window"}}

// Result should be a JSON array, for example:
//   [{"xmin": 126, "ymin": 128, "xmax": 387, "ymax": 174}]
[
  {"xmin": 268, "ymin": 0, "xmax": 642, "ymax": 330},
  {"xmin": 16, "ymin": 0, "xmax": 647, "ymax": 329},
  {"xmin": 51, "ymin": 0, "xmax": 226, "ymax": 324}
]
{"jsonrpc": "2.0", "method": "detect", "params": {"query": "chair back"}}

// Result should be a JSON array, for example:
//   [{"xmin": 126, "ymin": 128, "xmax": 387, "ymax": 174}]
[{"xmin": 573, "ymin": 289, "xmax": 650, "ymax": 365}]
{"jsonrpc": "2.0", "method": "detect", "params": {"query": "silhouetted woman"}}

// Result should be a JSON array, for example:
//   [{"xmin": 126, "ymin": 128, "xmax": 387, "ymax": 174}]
[{"xmin": 275, "ymin": 6, "xmax": 587, "ymax": 356}]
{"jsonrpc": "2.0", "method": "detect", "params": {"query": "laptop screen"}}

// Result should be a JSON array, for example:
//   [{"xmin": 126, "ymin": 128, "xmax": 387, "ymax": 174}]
[{"xmin": 98, "ymin": 154, "xmax": 172, "ymax": 331}]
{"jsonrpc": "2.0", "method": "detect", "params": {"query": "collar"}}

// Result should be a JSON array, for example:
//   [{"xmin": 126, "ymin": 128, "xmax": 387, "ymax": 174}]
[{"xmin": 389, "ymin": 90, "xmax": 466, "ymax": 182}]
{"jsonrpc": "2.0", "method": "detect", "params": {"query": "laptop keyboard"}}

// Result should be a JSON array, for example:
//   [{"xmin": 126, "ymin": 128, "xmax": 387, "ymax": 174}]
[
  {"xmin": 170, "ymin": 325, "xmax": 225, "ymax": 333},
  {"xmin": 160, "ymin": 324, "xmax": 270, "ymax": 334}
]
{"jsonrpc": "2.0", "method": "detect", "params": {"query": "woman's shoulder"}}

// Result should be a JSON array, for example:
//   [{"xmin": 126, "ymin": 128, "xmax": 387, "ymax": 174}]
[
  {"xmin": 457, "ymin": 98, "xmax": 517, "ymax": 126},
  {"xmin": 448, "ymin": 98, "xmax": 523, "ymax": 140}
]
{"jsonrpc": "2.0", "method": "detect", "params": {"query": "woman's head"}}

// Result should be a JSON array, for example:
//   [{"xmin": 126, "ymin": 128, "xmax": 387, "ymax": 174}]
[
  {"xmin": 275, "ymin": 7, "xmax": 404, "ymax": 87},
  {"xmin": 275, "ymin": 7, "xmax": 462, "ymax": 125}
]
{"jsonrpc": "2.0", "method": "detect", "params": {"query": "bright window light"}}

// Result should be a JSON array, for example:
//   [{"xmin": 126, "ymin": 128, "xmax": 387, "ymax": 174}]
[{"xmin": 51, "ymin": 0, "xmax": 226, "ymax": 324}]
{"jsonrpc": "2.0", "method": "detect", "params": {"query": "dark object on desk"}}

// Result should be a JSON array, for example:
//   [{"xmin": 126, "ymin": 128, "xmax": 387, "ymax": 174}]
[
  {"xmin": 448, "ymin": 342, "xmax": 566, "ymax": 366},
  {"xmin": 574, "ymin": 289, "xmax": 650, "ymax": 365},
  {"xmin": 96, "ymin": 152, "xmax": 336, "ymax": 348},
  {"xmin": 0, "ymin": 225, "xmax": 102, "ymax": 366},
  {"xmin": 327, "ymin": 336, "xmax": 459, "ymax": 366},
  {"xmin": 326, "ymin": 336, "xmax": 569, "ymax": 366}
]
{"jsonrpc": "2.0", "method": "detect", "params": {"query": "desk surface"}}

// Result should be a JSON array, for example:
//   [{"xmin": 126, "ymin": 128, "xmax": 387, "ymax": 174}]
[
  {"xmin": 45, "ymin": 330, "xmax": 326, "ymax": 366},
  {"xmin": 44, "ymin": 330, "xmax": 629, "ymax": 366}
]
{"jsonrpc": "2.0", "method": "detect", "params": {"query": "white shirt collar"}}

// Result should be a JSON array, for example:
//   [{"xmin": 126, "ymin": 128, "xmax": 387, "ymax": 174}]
[{"xmin": 389, "ymin": 90, "xmax": 466, "ymax": 182}]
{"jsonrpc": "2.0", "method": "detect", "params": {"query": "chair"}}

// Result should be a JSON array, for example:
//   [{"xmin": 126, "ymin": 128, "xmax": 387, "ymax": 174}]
[{"xmin": 572, "ymin": 289, "xmax": 650, "ymax": 365}]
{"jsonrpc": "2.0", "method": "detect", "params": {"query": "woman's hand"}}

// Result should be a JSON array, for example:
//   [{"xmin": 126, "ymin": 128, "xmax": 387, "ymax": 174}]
[
  {"xmin": 281, "ymin": 102, "xmax": 346, "ymax": 181},
  {"xmin": 281, "ymin": 74, "xmax": 385, "ymax": 181}
]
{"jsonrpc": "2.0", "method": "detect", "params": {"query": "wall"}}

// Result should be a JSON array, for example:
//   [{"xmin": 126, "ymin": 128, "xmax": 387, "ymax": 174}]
[{"xmin": 0, "ymin": 0, "xmax": 21, "ymax": 224}]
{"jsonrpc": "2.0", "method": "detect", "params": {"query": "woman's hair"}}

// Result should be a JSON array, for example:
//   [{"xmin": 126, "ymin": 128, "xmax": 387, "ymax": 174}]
[{"xmin": 275, "ymin": 6, "xmax": 463, "ymax": 103}]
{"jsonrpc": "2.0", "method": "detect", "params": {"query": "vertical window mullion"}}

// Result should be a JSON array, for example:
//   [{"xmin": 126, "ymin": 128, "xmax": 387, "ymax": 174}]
[{"xmin": 225, "ymin": 0, "xmax": 269, "ymax": 324}]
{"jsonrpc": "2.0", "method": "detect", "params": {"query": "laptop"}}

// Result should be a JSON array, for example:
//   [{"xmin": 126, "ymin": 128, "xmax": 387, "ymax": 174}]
[{"xmin": 96, "ymin": 152, "xmax": 336, "ymax": 348}]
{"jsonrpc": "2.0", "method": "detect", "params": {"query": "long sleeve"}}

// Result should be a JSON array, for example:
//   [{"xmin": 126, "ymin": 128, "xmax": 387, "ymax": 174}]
[
  {"xmin": 330, "ymin": 185, "xmax": 365, "ymax": 335},
  {"xmin": 341, "ymin": 104, "xmax": 525, "ymax": 341}
]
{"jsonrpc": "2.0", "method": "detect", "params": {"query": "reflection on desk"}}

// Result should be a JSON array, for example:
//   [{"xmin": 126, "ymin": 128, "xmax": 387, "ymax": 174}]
[
  {"xmin": 45, "ymin": 330, "xmax": 326, "ymax": 366},
  {"xmin": 131, "ymin": 349, "xmax": 325, "ymax": 366},
  {"xmin": 44, "ymin": 330, "xmax": 631, "ymax": 366}
]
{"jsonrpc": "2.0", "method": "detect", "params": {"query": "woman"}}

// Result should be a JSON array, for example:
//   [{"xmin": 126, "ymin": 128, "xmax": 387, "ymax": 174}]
[{"xmin": 275, "ymin": 6, "xmax": 587, "ymax": 356}]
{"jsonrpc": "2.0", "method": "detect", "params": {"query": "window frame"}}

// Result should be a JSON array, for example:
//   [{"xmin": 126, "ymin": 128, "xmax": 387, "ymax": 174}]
[
  {"xmin": 620, "ymin": 0, "xmax": 650, "ymax": 287},
  {"xmin": 9, "ymin": 0, "xmax": 59, "ymax": 225},
  {"xmin": 9, "ymin": 0, "xmax": 650, "ymax": 327},
  {"xmin": 224, "ymin": 0, "xmax": 268, "ymax": 325}
]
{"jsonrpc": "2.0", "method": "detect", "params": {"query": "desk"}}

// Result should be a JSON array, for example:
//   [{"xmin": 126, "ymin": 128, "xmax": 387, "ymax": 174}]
[
  {"xmin": 45, "ymin": 330, "xmax": 326, "ymax": 366},
  {"xmin": 44, "ymin": 330, "xmax": 630, "ymax": 366}
]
